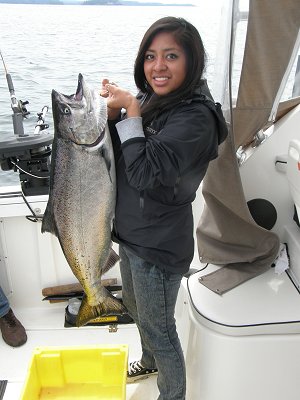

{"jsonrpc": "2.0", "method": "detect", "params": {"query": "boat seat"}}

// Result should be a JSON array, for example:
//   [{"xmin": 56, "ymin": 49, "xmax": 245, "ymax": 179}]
[
  {"xmin": 287, "ymin": 139, "xmax": 300, "ymax": 225},
  {"xmin": 187, "ymin": 263, "xmax": 300, "ymax": 336},
  {"xmin": 185, "ymin": 262, "xmax": 300, "ymax": 400}
]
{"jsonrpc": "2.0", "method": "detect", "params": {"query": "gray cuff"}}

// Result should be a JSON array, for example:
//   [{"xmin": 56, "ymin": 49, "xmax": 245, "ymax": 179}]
[{"xmin": 116, "ymin": 117, "xmax": 145, "ymax": 144}]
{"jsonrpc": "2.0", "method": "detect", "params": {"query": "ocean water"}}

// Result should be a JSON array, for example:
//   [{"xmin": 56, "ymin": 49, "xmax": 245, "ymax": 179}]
[
  {"xmin": 0, "ymin": 2, "xmax": 223, "ymax": 185},
  {"xmin": 0, "ymin": 3, "xmax": 298, "ymax": 186}
]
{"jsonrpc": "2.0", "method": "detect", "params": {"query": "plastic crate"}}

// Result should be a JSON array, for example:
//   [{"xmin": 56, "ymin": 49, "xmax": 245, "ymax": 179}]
[{"xmin": 20, "ymin": 345, "xmax": 128, "ymax": 399}]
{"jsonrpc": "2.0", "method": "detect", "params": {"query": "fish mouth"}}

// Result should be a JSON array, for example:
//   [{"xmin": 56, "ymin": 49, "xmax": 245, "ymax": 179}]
[
  {"xmin": 51, "ymin": 73, "xmax": 84, "ymax": 103},
  {"xmin": 74, "ymin": 73, "xmax": 84, "ymax": 101},
  {"xmin": 83, "ymin": 128, "xmax": 105, "ymax": 148},
  {"xmin": 73, "ymin": 73, "xmax": 105, "ymax": 147}
]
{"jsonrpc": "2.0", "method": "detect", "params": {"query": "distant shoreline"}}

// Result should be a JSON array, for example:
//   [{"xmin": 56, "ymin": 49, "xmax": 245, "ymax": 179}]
[{"xmin": 0, "ymin": 0, "xmax": 195, "ymax": 5}]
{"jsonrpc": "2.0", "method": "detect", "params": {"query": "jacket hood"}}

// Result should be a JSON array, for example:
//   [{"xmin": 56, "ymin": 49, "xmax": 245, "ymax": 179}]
[{"xmin": 193, "ymin": 80, "xmax": 228, "ymax": 145}]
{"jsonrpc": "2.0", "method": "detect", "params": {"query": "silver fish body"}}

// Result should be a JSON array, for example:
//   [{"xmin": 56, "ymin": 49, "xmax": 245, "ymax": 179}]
[{"xmin": 42, "ymin": 73, "xmax": 125, "ymax": 326}]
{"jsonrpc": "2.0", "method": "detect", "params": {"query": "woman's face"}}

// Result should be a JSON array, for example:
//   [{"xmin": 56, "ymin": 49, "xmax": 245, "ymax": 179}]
[{"xmin": 144, "ymin": 31, "xmax": 187, "ymax": 96}]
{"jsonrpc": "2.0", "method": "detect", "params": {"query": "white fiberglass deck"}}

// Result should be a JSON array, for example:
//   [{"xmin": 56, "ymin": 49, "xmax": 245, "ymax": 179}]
[
  {"xmin": 0, "ymin": 304, "xmax": 159, "ymax": 399},
  {"xmin": 0, "ymin": 186, "xmax": 161, "ymax": 399}
]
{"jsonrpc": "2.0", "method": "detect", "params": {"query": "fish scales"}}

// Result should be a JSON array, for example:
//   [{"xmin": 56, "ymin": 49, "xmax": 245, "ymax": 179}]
[
  {"xmin": 53, "ymin": 143, "xmax": 111, "ymax": 298},
  {"xmin": 42, "ymin": 73, "xmax": 126, "ymax": 326}
]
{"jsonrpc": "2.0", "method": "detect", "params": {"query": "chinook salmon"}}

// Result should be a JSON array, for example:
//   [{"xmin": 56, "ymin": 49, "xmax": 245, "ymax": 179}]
[{"xmin": 41, "ymin": 73, "xmax": 126, "ymax": 327}]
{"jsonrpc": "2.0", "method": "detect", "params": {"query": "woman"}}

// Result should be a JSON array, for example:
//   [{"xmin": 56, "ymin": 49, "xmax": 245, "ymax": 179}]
[{"xmin": 101, "ymin": 16, "xmax": 227, "ymax": 400}]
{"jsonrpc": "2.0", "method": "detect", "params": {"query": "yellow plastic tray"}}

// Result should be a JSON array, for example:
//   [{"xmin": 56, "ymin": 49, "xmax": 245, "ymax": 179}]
[{"xmin": 20, "ymin": 345, "xmax": 128, "ymax": 399}]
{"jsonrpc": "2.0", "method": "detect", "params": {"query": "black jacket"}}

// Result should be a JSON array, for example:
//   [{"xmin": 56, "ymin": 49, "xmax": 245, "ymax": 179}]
[{"xmin": 110, "ymin": 81, "xmax": 227, "ymax": 274}]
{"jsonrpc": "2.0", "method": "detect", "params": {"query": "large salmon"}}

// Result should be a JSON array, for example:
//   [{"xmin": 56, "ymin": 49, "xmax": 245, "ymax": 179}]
[{"xmin": 42, "ymin": 73, "xmax": 126, "ymax": 327}]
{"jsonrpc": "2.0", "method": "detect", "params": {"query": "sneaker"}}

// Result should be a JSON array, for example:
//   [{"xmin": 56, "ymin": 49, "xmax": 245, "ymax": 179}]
[
  {"xmin": 127, "ymin": 360, "xmax": 158, "ymax": 383},
  {"xmin": 0, "ymin": 309, "xmax": 27, "ymax": 347}
]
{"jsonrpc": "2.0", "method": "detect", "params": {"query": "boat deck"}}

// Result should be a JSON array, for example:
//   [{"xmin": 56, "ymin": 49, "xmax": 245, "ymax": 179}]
[{"xmin": 0, "ymin": 304, "xmax": 159, "ymax": 399}]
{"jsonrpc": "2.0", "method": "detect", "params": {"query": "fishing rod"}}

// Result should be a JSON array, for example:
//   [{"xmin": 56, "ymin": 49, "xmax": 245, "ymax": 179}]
[
  {"xmin": 0, "ymin": 49, "xmax": 30, "ymax": 137},
  {"xmin": 0, "ymin": 50, "xmax": 53, "ymax": 196}
]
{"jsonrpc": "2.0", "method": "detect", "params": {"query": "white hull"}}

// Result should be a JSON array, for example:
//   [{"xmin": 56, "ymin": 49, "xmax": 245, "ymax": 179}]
[{"xmin": 1, "ymin": 106, "xmax": 300, "ymax": 400}]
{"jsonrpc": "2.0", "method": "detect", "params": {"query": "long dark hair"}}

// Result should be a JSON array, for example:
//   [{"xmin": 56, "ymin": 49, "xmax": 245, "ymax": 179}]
[{"xmin": 134, "ymin": 17, "xmax": 206, "ymax": 127}]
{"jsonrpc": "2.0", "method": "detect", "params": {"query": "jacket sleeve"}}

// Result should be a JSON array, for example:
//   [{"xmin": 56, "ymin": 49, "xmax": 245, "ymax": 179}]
[{"xmin": 115, "ymin": 103, "xmax": 218, "ymax": 191}]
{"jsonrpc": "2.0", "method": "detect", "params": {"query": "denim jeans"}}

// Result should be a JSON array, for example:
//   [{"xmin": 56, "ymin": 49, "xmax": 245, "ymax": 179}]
[
  {"xmin": 119, "ymin": 245, "xmax": 186, "ymax": 400},
  {"xmin": 0, "ymin": 285, "xmax": 10, "ymax": 318}
]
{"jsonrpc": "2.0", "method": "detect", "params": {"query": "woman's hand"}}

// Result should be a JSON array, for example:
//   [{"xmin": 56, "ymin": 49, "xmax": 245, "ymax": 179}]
[
  {"xmin": 105, "ymin": 83, "xmax": 141, "ymax": 118},
  {"xmin": 100, "ymin": 78, "xmax": 121, "ymax": 120},
  {"xmin": 100, "ymin": 78, "xmax": 113, "ymax": 98}
]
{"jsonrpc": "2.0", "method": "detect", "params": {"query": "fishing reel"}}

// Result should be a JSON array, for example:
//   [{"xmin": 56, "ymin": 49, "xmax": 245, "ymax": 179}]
[{"xmin": 12, "ymin": 98, "xmax": 30, "ymax": 117}]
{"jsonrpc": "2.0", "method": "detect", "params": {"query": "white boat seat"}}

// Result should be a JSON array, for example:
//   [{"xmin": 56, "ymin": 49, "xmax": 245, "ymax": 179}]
[
  {"xmin": 287, "ymin": 139, "xmax": 300, "ymax": 224},
  {"xmin": 187, "ymin": 263, "xmax": 300, "ymax": 336}
]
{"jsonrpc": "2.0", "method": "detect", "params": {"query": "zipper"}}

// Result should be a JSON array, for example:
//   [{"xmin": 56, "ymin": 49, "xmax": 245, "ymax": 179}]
[
  {"xmin": 174, "ymin": 176, "xmax": 181, "ymax": 198},
  {"xmin": 139, "ymin": 190, "xmax": 144, "ymax": 209}
]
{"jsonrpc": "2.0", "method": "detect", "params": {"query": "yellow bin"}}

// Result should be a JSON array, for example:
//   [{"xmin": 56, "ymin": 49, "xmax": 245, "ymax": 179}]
[{"xmin": 20, "ymin": 345, "xmax": 128, "ymax": 400}]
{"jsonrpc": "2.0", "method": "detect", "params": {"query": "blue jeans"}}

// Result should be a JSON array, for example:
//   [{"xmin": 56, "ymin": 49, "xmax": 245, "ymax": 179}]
[
  {"xmin": 119, "ymin": 245, "xmax": 186, "ymax": 400},
  {"xmin": 0, "ymin": 285, "xmax": 10, "ymax": 318}
]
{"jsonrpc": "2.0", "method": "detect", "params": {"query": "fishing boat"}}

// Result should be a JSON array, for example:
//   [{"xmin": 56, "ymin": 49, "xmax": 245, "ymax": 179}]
[{"xmin": 0, "ymin": 0, "xmax": 300, "ymax": 398}]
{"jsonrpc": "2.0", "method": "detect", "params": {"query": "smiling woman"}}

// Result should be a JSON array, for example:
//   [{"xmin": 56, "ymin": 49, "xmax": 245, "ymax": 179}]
[
  {"xmin": 101, "ymin": 16, "xmax": 227, "ymax": 400},
  {"xmin": 143, "ymin": 31, "xmax": 187, "ymax": 96}
]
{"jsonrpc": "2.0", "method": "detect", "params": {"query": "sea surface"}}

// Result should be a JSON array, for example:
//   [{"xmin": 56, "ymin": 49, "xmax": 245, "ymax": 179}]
[
  {"xmin": 0, "ymin": 2, "xmax": 224, "ymax": 185},
  {"xmin": 0, "ymin": 2, "xmax": 298, "ymax": 186}
]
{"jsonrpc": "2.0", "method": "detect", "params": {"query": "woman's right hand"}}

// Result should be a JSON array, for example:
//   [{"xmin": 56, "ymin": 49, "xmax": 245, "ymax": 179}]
[
  {"xmin": 100, "ymin": 78, "xmax": 121, "ymax": 120},
  {"xmin": 105, "ymin": 84, "xmax": 140, "ymax": 118},
  {"xmin": 100, "ymin": 78, "xmax": 113, "ymax": 97}
]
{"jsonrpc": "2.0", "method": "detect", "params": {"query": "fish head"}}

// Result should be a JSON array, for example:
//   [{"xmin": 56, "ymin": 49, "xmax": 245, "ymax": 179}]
[{"xmin": 52, "ymin": 73, "xmax": 107, "ymax": 146}]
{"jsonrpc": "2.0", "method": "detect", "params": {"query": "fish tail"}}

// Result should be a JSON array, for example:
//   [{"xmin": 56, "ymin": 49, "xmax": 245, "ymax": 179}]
[{"xmin": 76, "ymin": 289, "xmax": 127, "ymax": 327}]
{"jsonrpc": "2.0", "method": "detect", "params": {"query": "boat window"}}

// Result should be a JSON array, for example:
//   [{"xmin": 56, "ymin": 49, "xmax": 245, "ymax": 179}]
[
  {"xmin": 212, "ymin": 0, "xmax": 249, "ymax": 108},
  {"xmin": 280, "ymin": 49, "xmax": 300, "ymax": 101}
]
